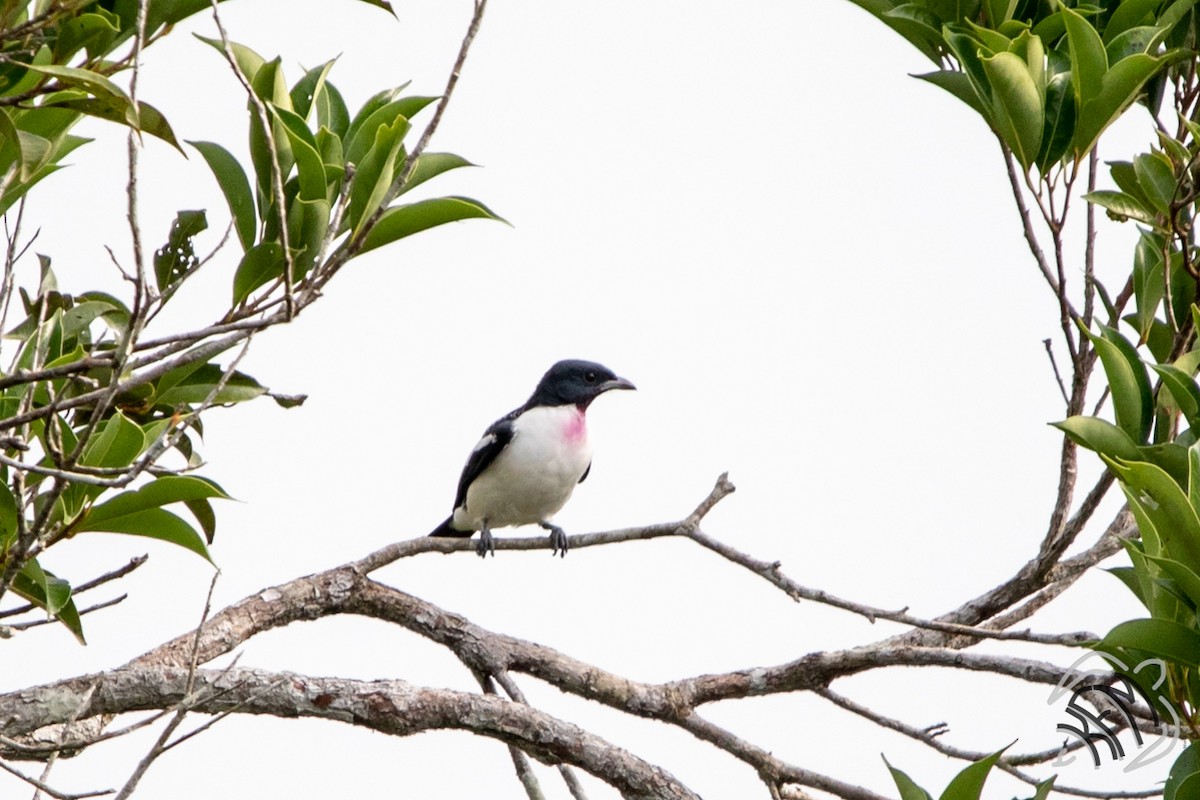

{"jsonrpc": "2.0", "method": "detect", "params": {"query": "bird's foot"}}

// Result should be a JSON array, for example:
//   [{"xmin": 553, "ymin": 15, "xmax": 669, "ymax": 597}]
[
  {"xmin": 541, "ymin": 521, "xmax": 569, "ymax": 557},
  {"xmin": 476, "ymin": 525, "xmax": 495, "ymax": 558}
]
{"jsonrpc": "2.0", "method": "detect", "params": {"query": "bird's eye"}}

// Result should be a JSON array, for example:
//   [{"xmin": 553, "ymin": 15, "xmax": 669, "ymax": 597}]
[{"xmin": 585, "ymin": 371, "xmax": 597, "ymax": 383}]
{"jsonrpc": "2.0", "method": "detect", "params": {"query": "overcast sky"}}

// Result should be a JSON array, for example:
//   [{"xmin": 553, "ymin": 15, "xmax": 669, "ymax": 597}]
[{"xmin": 2, "ymin": 1, "xmax": 1171, "ymax": 798}]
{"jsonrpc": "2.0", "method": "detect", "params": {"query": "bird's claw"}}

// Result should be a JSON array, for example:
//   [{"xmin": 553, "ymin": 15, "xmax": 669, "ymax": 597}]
[
  {"xmin": 475, "ymin": 527, "xmax": 495, "ymax": 558},
  {"xmin": 542, "ymin": 522, "xmax": 569, "ymax": 557}
]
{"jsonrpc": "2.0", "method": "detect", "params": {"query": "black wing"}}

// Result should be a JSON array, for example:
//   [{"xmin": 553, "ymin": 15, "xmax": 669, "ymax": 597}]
[{"xmin": 452, "ymin": 409, "xmax": 518, "ymax": 511}]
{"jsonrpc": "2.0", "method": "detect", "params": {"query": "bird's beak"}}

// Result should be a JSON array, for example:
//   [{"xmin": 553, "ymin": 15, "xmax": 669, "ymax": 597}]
[{"xmin": 600, "ymin": 376, "xmax": 636, "ymax": 393}]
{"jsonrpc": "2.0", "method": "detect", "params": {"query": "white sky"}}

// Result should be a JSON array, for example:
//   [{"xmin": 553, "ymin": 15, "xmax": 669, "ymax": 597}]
[{"xmin": 1, "ymin": 1, "xmax": 1173, "ymax": 798}]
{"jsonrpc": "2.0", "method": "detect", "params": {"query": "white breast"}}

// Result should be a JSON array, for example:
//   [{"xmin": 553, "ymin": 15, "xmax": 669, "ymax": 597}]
[{"xmin": 456, "ymin": 405, "xmax": 592, "ymax": 530}]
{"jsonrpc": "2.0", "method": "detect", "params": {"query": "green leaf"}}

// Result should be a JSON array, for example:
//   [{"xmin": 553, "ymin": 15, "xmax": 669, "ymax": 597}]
[
  {"xmin": 938, "ymin": 747, "xmax": 1007, "ymax": 800},
  {"xmin": 360, "ymin": 196, "xmax": 505, "ymax": 254},
  {"xmin": 92, "ymin": 476, "xmax": 229, "ymax": 516},
  {"xmin": 881, "ymin": 5, "xmax": 945, "ymax": 63},
  {"xmin": 195, "ymin": 35, "xmax": 266, "ymax": 86},
  {"xmin": 398, "ymin": 152, "xmax": 477, "ymax": 195},
  {"xmin": 153, "ymin": 210, "xmax": 208, "ymax": 291},
  {"xmin": 76, "ymin": 505, "xmax": 213, "ymax": 563},
  {"xmin": 1134, "ymin": 151, "xmax": 1177, "ymax": 215},
  {"xmin": 1098, "ymin": 618, "xmax": 1200, "ymax": 666},
  {"xmin": 271, "ymin": 105, "xmax": 325, "ymax": 202},
  {"xmin": 1165, "ymin": 744, "xmax": 1200, "ymax": 800},
  {"xmin": 1106, "ymin": 457, "xmax": 1200, "ymax": 566},
  {"xmin": 185, "ymin": 498, "xmax": 217, "ymax": 544},
  {"xmin": 1143, "ymin": 553, "xmax": 1200, "ymax": 610},
  {"xmin": 1081, "ymin": 323, "xmax": 1153, "ymax": 443},
  {"xmin": 1084, "ymin": 189, "xmax": 1157, "ymax": 224},
  {"xmin": 345, "ymin": 98, "xmax": 414, "ymax": 168},
  {"xmin": 1063, "ymin": 7, "xmax": 1107, "ymax": 109},
  {"xmin": 0, "ymin": 480, "xmax": 17, "ymax": 548},
  {"xmin": 80, "ymin": 412, "xmax": 145, "ymax": 471},
  {"xmin": 232, "ymin": 242, "xmax": 285, "ymax": 306},
  {"xmin": 982, "ymin": 50, "xmax": 1044, "ymax": 169},
  {"xmin": 188, "ymin": 140, "xmax": 256, "ymax": 251},
  {"xmin": 154, "ymin": 364, "xmax": 267, "ymax": 407},
  {"xmin": 315, "ymin": 81, "xmax": 350, "ymax": 138},
  {"xmin": 291, "ymin": 61, "xmax": 334, "ymax": 119},
  {"xmin": 984, "ymin": 0, "xmax": 1017, "ymax": 26},
  {"xmin": 1052, "ymin": 416, "xmax": 1142, "ymax": 461},
  {"xmin": 16, "ymin": 62, "xmax": 128, "ymax": 101},
  {"xmin": 1131, "ymin": 231, "xmax": 1167, "ymax": 342},
  {"xmin": 1076, "ymin": 53, "xmax": 1165, "ymax": 157},
  {"xmin": 10, "ymin": 559, "xmax": 84, "ymax": 644},
  {"xmin": 1036, "ymin": 72, "xmax": 1075, "ymax": 171},
  {"xmin": 288, "ymin": 196, "xmax": 330, "ymax": 278},
  {"xmin": 1153, "ymin": 364, "xmax": 1200, "ymax": 428},
  {"xmin": 48, "ymin": 98, "xmax": 181, "ymax": 152},
  {"xmin": 883, "ymin": 755, "xmax": 934, "ymax": 800},
  {"xmin": 914, "ymin": 70, "xmax": 988, "ymax": 117},
  {"xmin": 348, "ymin": 118, "xmax": 407, "ymax": 236},
  {"xmin": 1105, "ymin": 0, "xmax": 1162, "ymax": 42}
]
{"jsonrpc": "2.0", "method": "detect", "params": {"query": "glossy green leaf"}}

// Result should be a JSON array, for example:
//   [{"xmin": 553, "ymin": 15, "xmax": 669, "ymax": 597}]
[
  {"xmin": 1153, "ymin": 364, "xmax": 1200, "ymax": 428},
  {"xmin": 1110, "ymin": 160, "xmax": 1152, "ymax": 203},
  {"xmin": 76, "ymin": 505, "xmax": 212, "ymax": 563},
  {"xmin": 983, "ymin": 50, "xmax": 1044, "ymax": 168},
  {"xmin": 189, "ymin": 140, "xmax": 256, "ymax": 251},
  {"xmin": 939, "ymin": 748, "xmax": 1007, "ymax": 800},
  {"xmin": 944, "ymin": 31, "xmax": 993, "ymax": 106},
  {"xmin": 316, "ymin": 127, "xmax": 345, "ymax": 192},
  {"xmin": 984, "ymin": 0, "xmax": 1017, "ymax": 26},
  {"xmin": 1134, "ymin": 151, "xmax": 1177, "ymax": 215},
  {"xmin": 880, "ymin": 5, "xmax": 944, "ymax": 63},
  {"xmin": 914, "ymin": 70, "xmax": 988, "ymax": 116},
  {"xmin": 345, "ymin": 99, "xmax": 412, "ymax": 170},
  {"xmin": 1131, "ymin": 231, "xmax": 1166, "ymax": 341},
  {"xmin": 232, "ymin": 242, "xmax": 285, "ymax": 306},
  {"xmin": 360, "ymin": 196, "xmax": 505, "ymax": 254},
  {"xmin": 290, "ymin": 60, "xmax": 337, "ymax": 122},
  {"xmin": 1106, "ymin": 25, "xmax": 1166, "ymax": 63},
  {"xmin": 1082, "ymin": 323, "xmax": 1153, "ymax": 443},
  {"xmin": 1063, "ymin": 7, "xmax": 1106, "ymax": 108},
  {"xmin": 1099, "ymin": 618, "xmax": 1200, "ymax": 666},
  {"xmin": 348, "ymin": 118, "xmax": 407, "ymax": 235},
  {"xmin": 1036, "ymin": 72, "xmax": 1075, "ymax": 170},
  {"xmin": 316, "ymin": 80, "xmax": 350, "ymax": 138},
  {"xmin": 287, "ymin": 196, "xmax": 330, "ymax": 277},
  {"xmin": 883, "ymin": 755, "xmax": 934, "ymax": 800},
  {"xmin": 86, "ymin": 476, "xmax": 228, "ymax": 529},
  {"xmin": 1144, "ymin": 553, "xmax": 1200, "ymax": 610},
  {"xmin": 1164, "ymin": 744, "xmax": 1200, "ymax": 800},
  {"xmin": 17, "ymin": 62, "xmax": 128, "ymax": 101},
  {"xmin": 1052, "ymin": 416, "xmax": 1142, "ymax": 461},
  {"xmin": 11, "ymin": 560, "xmax": 84, "ymax": 643},
  {"xmin": 186, "ymin": 497, "xmax": 217, "ymax": 544},
  {"xmin": 1106, "ymin": 457, "xmax": 1200, "ymax": 566},
  {"xmin": 48, "ymin": 98, "xmax": 181, "ymax": 152},
  {"xmin": 1076, "ymin": 53, "xmax": 1165, "ymax": 157},
  {"xmin": 80, "ymin": 412, "xmax": 145, "ymax": 471},
  {"xmin": 271, "ymin": 106, "xmax": 325, "ymax": 202},
  {"xmin": 1083, "ymin": 190, "xmax": 1157, "ymax": 224},
  {"xmin": 344, "ymin": 88, "xmax": 400, "ymax": 149},
  {"xmin": 398, "ymin": 152, "xmax": 477, "ymax": 195},
  {"xmin": 0, "ymin": 480, "xmax": 17, "ymax": 548},
  {"xmin": 55, "ymin": 11, "xmax": 120, "ymax": 61},
  {"xmin": 154, "ymin": 364, "xmax": 267, "ymax": 407},
  {"xmin": 195, "ymin": 35, "xmax": 266, "ymax": 86},
  {"xmin": 1105, "ymin": 0, "xmax": 1162, "ymax": 42}
]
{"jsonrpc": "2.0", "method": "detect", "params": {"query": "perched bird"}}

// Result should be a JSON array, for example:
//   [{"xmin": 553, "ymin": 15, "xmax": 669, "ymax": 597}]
[{"xmin": 429, "ymin": 359, "xmax": 636, "ymax": 557}]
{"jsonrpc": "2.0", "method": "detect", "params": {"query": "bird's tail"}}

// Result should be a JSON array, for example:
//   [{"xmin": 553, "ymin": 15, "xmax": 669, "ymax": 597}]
[{"xmin": 428, "ymin": 516, "xmax": 472, "ymax": 538}]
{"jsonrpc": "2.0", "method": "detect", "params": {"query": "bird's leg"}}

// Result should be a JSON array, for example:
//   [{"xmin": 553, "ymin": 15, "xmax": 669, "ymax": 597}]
[
  {"xmin": 476, "ymin": 519, "xmax": 494, "ymax": 558},
  {"xmin": 540, "ymin": 521, "xmax": 569, "ymax": 557}
]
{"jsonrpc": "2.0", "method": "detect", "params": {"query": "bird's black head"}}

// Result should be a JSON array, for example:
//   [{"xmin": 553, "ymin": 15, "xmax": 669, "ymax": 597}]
[{"xmin": 527, "ymin": 359, "xmax": 636, "ymax": 409}]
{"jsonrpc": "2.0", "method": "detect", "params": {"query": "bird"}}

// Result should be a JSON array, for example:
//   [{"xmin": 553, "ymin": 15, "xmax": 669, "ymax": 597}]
[{"xmin": 428, "ymin": 359, "xmax": 636, "ymax": 557}]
